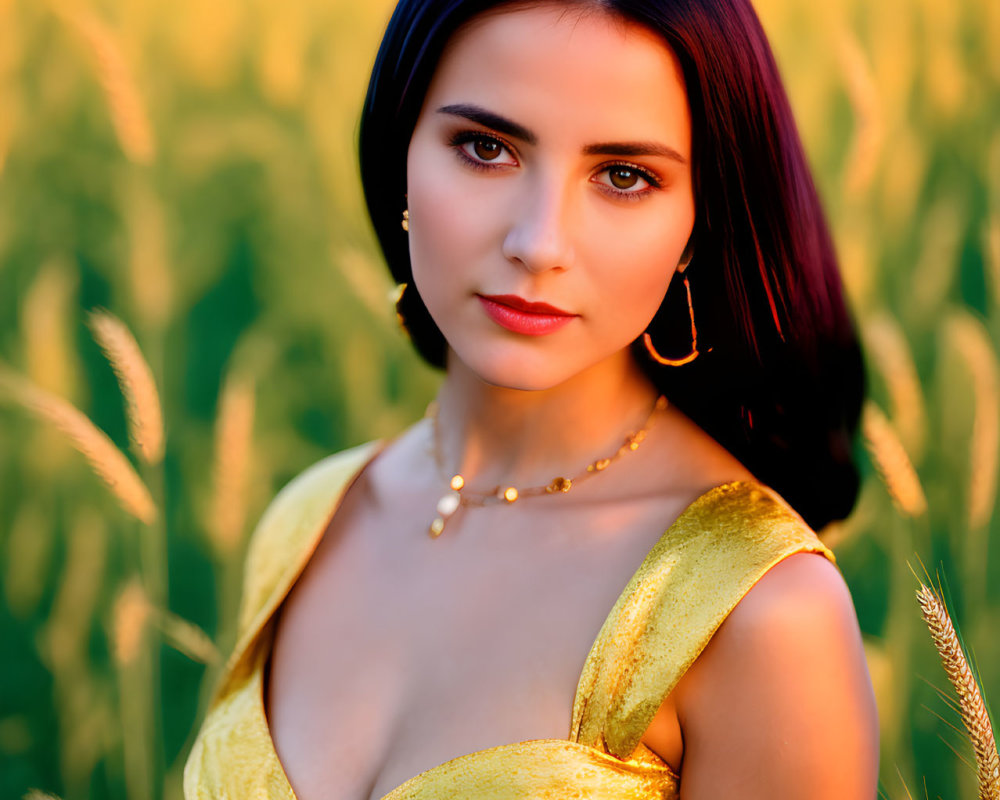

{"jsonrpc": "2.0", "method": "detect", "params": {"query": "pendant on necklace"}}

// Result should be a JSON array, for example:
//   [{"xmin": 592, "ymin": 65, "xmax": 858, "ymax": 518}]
[{"xmin": 429, "ymin": 489, "xmax": 462, "ymax": 538}]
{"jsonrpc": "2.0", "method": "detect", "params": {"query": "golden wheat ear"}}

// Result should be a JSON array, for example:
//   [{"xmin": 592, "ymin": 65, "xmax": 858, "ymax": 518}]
[
  {"xmin": 157, "ymin": 611, "xmax": 221, "ymax": 665},
  {"xmin": 52, "ymin": 3, "xmax": 156, "ymax": 164},
  {"xmin": 111, "ymin": 578, "xmax": 151, "ymax": 667},
  {"xmin": 86, "ymin": 309, "xmax": 164, "ymax": 465},
  {"xmin": 208, "ymin": 370, "xmax": 256, "ymax": 558},
  {"xmin": 0, "ymin": 366, "xmax": 157, "ymax": 525},
  {"xmin": 862, "ymin": 400, "xmax": 928, "ymax": 517},
  {"xmin": 22, "ymin": 789, "xmax": 64, "ymax": 800},
  {"xmin": 916, "ymin": 582, "xmax": 1000, "ymax": 799},
  {"xmin": 862, "ymin": 311, "xmax": 926, "ymax": 463},
  {"xmin": 943, "ymin": 311, "xmax": 1000, "ymax": 531}
]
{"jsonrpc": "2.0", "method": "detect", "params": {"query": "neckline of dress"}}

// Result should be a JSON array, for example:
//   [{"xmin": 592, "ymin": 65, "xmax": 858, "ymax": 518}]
[{"xmin": 249, "ymin": 440, "xmax": 756, "ymax": 799}]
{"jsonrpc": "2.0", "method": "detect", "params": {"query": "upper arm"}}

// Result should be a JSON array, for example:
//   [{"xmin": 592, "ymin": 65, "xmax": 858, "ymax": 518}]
[{"xmin": 674, "ymin": 552, "xmax": 879, "ymax": 799}]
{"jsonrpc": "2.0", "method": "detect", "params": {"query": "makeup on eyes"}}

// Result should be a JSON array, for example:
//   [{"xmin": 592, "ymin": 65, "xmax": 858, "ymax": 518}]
[
  {"xmin": 448, "ymin": 130, "xmax": 518, "ymax": 169},
  {"xmin": 445, "ymin": 129, "xmax": 665, "ymax": 201}
]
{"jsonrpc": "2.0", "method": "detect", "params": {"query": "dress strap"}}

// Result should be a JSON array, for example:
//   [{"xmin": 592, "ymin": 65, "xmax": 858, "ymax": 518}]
[
  {"xmin": 570, "ymin": 481, "xmax": 836, "ymax": 760},
  {"xmin": 210, "ymin": 441, "xmax": 383, "ymax": 705}
]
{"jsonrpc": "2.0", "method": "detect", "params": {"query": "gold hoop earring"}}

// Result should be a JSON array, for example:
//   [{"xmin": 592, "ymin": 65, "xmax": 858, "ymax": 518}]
[
  {"xmin": 643, "ymin": 259, "xmax": 707, "ymax": 366},
  {"xmin": 401, "ymin": 209, "xmax": 409, "ymax": 232}
]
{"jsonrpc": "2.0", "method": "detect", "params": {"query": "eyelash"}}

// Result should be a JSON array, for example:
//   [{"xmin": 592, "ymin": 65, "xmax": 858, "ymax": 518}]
[{"xmin": 447, "ymin": 130, "xmax": 663, "ymax": 202}]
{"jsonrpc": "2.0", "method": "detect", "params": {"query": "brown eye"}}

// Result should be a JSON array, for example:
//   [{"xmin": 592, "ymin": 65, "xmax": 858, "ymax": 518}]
[
  {"xmin": 609, "ymin": 168, "xmax": 639, "ymax": 190},
  {"xmin": 473, "ymin": 138, "xmax": 503, "ymax": 160}
]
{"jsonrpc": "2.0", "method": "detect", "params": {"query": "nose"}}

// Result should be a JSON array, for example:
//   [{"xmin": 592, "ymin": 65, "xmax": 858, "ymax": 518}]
[{"xmin": 501, "ymin": 175, "xmax": 575, "ymax": 274}]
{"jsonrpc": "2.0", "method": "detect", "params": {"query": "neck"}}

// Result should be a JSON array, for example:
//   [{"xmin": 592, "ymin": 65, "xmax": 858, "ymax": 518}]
[{"xmin": 431, "ymin": 349, "xmax": 661, "ymax": 493}]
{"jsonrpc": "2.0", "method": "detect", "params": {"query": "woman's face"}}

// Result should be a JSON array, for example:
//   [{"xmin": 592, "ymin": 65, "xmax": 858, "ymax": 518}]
[{"xmin": 406, "ymin": 3, "xmax": 695, "ymax": 390}]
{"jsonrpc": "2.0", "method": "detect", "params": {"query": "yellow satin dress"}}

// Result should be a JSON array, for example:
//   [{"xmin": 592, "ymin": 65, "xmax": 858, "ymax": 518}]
[{"xmin": 183, "ymin": 440, "xmax": 836, "ymax": 799}]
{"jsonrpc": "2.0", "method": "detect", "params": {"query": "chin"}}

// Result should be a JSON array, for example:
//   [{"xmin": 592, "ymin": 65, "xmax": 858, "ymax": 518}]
[{"xmin": 448, "ymin": 341, "xmax": 595, "ymax": 393}]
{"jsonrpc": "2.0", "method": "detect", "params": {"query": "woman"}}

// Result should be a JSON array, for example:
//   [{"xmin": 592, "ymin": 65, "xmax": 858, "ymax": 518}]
[{"xmin": 185, "ymin": 0, "xmax": 879, "ymax": 797}]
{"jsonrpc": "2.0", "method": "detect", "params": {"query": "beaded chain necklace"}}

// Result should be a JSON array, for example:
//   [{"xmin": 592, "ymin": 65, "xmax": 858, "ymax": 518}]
[{"xmin": 426, "ymin": 395, "xmax": 668, "ymax": 537}]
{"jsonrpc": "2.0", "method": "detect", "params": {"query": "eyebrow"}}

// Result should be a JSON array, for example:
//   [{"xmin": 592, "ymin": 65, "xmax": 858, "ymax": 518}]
[
  {"xmin": 583, "ymin": 141, "xmax": 687, "ymax": 163},
  {"xmin": 436, "ymin": 103, "xmax": 688, "ymax": 165},
  {"xmin": 438, "ymin": 103, "xmax": 536, "ymax": 145}
]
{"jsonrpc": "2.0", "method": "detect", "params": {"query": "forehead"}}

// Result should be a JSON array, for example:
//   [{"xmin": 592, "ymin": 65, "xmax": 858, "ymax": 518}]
[{"xmin": 422, "ymin": 3, "xmax": 691, "ymax": 153}]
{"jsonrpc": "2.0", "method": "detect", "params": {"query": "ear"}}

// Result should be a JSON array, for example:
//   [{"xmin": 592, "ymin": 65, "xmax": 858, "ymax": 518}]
[{"xmin": 678, "ymin": 239, "xmax": 694, "ymax": 271}]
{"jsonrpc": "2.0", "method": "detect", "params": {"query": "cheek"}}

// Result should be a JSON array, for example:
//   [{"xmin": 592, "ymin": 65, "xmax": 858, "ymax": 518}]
[
  {"xmin": 406, "ymin": 150, "xmax": 463, "ymax": 289},
  {"xmin": 406, "ymin": 139, "xmax": 491, "ymax": 291},
  {"xmin": 584, "ymin": 219, "xmax": 690, "ymax": 333}
]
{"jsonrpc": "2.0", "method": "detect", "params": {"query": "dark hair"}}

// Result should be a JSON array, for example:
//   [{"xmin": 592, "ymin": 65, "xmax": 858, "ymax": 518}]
[{"xmin": 358, "ymin": 0, "xmax": 866, "ymax": 531}]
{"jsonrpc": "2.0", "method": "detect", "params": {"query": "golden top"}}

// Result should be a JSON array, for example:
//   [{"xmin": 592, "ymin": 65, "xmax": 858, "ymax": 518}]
[{"xmin": 184, "ymin": 441, "xmax": 835, "ymax": 799}]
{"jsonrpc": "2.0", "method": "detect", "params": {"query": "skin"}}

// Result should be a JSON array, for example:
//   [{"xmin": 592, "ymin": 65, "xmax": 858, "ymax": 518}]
[{"xmin": 265, "ymin": 5, "xmax": 879, "ymax": 799}]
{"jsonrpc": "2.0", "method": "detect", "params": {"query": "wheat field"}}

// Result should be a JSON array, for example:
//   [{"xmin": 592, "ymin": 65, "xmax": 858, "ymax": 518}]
[{"xmin": 0, "ymin": 0, "xmax": 997, "ymax": 797}]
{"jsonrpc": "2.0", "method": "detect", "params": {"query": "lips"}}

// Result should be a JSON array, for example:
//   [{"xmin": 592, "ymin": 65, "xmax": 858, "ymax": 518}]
[
  {"xmin": 479, "ymin": 294, "xmax": 573, "ymax": 316},
  {"xmin": 476, "ymin": 293, "xmax": 577, "ymax": 336}
]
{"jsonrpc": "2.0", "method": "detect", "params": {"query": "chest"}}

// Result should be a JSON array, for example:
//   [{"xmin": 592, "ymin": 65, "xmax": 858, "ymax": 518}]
[{"xmin": 264, "ymin": 493, "xmax": 679, "ymax": 800}]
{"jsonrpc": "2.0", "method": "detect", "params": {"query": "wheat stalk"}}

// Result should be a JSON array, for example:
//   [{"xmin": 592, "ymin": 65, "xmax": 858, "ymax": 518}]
[
  {"xmin": 114, "ymin": 583, "xmax": 218, "ymax": 665},
  {"xmin": 862, "ymin": 401, "xmax": 928, "ymax": 517},
  {"xmin": 985, "ymin": 218, "xmax": 1000, "ymax": 310},
  {"xmin": 112, "ymin": 579, "xmax": 151, "ymax": 666},
  {"xmin": 87, "ymin": 309, "xmax": 164, "ymax": 465},
  {"xmin": 158, "ymin": 611, "xmax": 220, "ymax": 665},
  {"xmin": 837, "ymin": 28, "xmax": 882, "ymax": 196},
  {"xmin": 23, "ymin": 790, "xmax": 63, "ymax": 800},
  {"xmin": 209, "ymin": 371, "xmax": 256, "ymax": 557},
  {"xmin": 916, "ymin": 584, "xmax": 1000, "ymax": 798},
  {"xmin": 123, "ymin": 176, "xmax": 174, "ymax": 330},
  {"xmin": 39, "ymin": 508, "xmax": 106, "ymax": 673},
  {"xmin": 945, "ymin": 312, "xmax": 1000, "ymax": 529},
  {"xmin": 53, "ymin": 4, "xmax": 155, "ymax": 164},
  {"xmin": 0, "ymin": 367, "xmax": 157, "ymax": 525},
  {"xmin": 0, "ymin": 110, "xmax": 9, "ymax": 179},
  {"xmin": 21, "ymin": 257, "xmax": 79, "ymax": 399},
  {"xmin": 863, "ymin": 311, "xmax": 926, "ymax": 461}
]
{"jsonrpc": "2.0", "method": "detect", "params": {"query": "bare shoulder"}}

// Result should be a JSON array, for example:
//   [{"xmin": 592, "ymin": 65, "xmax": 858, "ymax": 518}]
[{"xmin": 673, "ymin": 552, "xmax": 880, "ymax": 798}]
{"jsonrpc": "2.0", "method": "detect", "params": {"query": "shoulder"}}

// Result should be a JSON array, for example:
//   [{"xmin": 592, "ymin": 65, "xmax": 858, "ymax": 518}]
[
  {"xmin": 674, "ymin": 551, "xmax": 879, "ymax": 797},
  {"xmin": 237, "ymin": 440, "xmax": 382, "ymax": 636}
]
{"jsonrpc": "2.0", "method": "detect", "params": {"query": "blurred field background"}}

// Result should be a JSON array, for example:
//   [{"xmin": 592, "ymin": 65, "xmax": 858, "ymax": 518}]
[{"xmin": 0, "ymin": 0, "xmax": 997, "ymax": 797}]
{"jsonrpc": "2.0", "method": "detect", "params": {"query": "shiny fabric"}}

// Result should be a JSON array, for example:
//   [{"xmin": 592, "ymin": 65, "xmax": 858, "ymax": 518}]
[{"xmin": 184, "ymin": 441, "xmax": 836, "ymax": 799}]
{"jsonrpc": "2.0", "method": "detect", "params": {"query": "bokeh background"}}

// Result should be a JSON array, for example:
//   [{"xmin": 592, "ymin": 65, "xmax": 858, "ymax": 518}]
[{"xmin": 0, "ymin": 0, "xmax": 997, "ymax": 797}]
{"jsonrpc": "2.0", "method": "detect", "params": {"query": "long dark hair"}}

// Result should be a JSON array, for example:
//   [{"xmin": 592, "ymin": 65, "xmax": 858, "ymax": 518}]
[{"xmin": 358, "ymin": 0, "xmax": 866, "ymax": 531}]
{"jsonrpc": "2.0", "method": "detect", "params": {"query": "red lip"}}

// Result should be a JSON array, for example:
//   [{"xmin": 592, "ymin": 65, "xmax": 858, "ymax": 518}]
[
  {"xmin": 476, "ymin": 294, "xmax": 578, "ymax": 336},
  {"xmin": 477, "ymin": 294, "xmax": 575, "ymax": 316}
]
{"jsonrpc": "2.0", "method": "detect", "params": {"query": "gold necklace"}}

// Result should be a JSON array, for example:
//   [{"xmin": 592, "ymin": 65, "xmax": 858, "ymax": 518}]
[{"xmin": 426, "ymin": 395, "xmax": 668, "ymax": 537}]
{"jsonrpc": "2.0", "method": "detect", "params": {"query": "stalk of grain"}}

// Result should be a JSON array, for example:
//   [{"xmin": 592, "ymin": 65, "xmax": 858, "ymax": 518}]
[
  {"xmin": 87, "ymin": 309, "xmax": 164, "ymax": 465},
  {"xmin": 916, "ymin": 584, "xmax": 1000, "ymax": 799},
  {"xmin": 209, "ymin": 371, "xmax": 255, "ymax": 557},
  {"xmin": 21, "ymin": 257, "xmax": 79, "ymax": 400},
  {"xmin": 862, "ymin": 401, "xmax": 928, "ymax": 517},
  {"xmin": 2, "ymin": 502, "xmax": 53, "ymax": 619},
  {"xmin": 863, "ymin": 311, "xmax": 927, "ymax": 462},
  {"xmin": 0, "ymin": 102, "xmax": 9, "ymax": 178},
  {"xmin": 56, "ymin": 677, "xmax": 115, "ymax": 795},
  {"xmin": 110, "ymin": 578, "xmax": 155, "ymax": 800},
  {"xmin": 837, "ymin": 29, "xmax": 882, "ymax": 196},
  {"xmin": 158, "ymin": 612, "xmax": 220, "ymax": 665},
  {"xmin": 123, "ymin": 177, "xmax": 174, "ymax": 331},
  {"xmin": 0, "ymin": 367, "xmax": 157, "ymax": 525},
  {"xmin": 988, "ymin": 218, "xmax": 1000, "ymax": 311},
  {"xmin": 40, "ymin": 509, "xmax": 107, "ymax": 673},
  {"xmin": 52, "ymin": 4, "xmax": 155, "ymax": 164},
  {"xmin": 911, "ymin": 199, "xmax": 964, "ymax": 321},
  {"xmin": 112, "ymin": 579, "xmax": 150, "ymax": 667},
  {"xmin": 945, "ymin": 312, "xmax": 1000, "ymax": 530}
]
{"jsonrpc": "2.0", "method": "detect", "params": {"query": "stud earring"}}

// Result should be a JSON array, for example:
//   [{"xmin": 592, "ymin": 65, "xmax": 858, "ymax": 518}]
[
  {"xmin": 401, "ymin": 209, "xmax": 409, "ymax": 232},
  {"xmin": 643, "ymin": 255, "xmax": 707, "ymax": 367}
]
